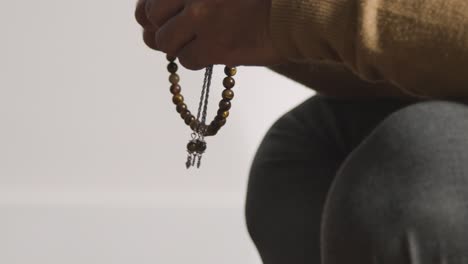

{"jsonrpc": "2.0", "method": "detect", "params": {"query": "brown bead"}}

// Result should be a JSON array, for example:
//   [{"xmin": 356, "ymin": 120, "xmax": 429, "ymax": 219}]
[
  {"xmin": 170, "ymin": 84, "xmax": 181, "ymax": 94},
  {"xmin": 176, "ymin": 103, "xmax": 187, "ymax": 113},
  {"xmin": 211, "ymin": 118, "xmax": 226, "ymax": 129},
  {"xmin": 223, "ymin": 77, "xmax": 235, "ymax": 89},
  {"xmin": 206, "ymin": 124, "xmax": 219, "ymax": 136},
  {"xmin": 209, "ymin": 120, "xmax": 219, "ymax": 129},
  {"xmin": 224, "ymin": 66, "xmax": 237, "ymax": 76},
  {"xmin": 167, "ymin": 62, "xmax": 178, "ymax": 73},
  {"xmin": 217, "ymin": 118, "xmax": 227, "ymax": 127},
  {"xmin": 187, "ymin": 141, "xmax": 197, "ymax": 152},
  {"xmin": 169, "ymin": 73, "xmax": 180, "ymax": 84},
  {"xmin": 189, "ymin": 119, "xmax": 200, "ymax": 130},
  {"xmin": 217, "ymin": 109, "xmax": 229, "ymax": 118},
  {"xmin": 180, "ymin": 110, "xmax": 191, "ymax": 119},
  {"xmin": 166, "ymin": 55, "xmax": 176, "ymax": 62},
  {"xmin": 172, "ymin": 94, "xmax": 184, "ymax": 104},
  {"xmin": 219, "ymin": 99, "xmax": 231, "ymax": 111},
  {"xmin": 184, "ymin": 115, "xmax": 195, "ymax": 125},
  {"xmin": 196, "ymin": 140, "xmax": 207, "ymax": 152},
  {"xmin": 205, "ymin": 130, "xmax": 215, "ymax": 136},
  {"xmin": 222, "ymin": 89, "xmax": 234, "ymax": 100}
]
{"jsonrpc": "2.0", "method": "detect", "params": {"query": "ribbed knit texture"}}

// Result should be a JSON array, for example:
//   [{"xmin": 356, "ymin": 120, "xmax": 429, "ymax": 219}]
[{"xmin": 268, "ymin": 0, "xmax": 468, "ymax": 99}]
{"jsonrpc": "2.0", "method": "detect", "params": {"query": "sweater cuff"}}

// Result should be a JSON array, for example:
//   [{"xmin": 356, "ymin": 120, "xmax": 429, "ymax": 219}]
[{"xmin": 269, "ymin": 0, "xmax": 353, "ymax": 64}]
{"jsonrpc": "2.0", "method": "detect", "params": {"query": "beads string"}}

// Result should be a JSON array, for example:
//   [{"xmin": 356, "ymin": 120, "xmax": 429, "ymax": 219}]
[{"xmin": 166, "ymin": 55, "xmax": 237, "ymax": 168}]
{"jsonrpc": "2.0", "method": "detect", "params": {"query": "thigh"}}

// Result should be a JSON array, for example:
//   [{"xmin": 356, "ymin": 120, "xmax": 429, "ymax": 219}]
[
  {"xmin": 245, "ymin": 95, "xmax": 347, "ymax": 264},
  {"xmin": 245, "ymin": 94, "xmax": 421, "ymax": 264},
  {"xmin": 321, "ymin": 99, "xmax": 468, "ymax": 264}
]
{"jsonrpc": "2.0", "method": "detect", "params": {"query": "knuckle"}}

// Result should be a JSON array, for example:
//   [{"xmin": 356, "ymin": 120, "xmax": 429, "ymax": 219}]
[
  {"xmin": 144, "ymin": 0, "xmax": 161, "ymax": 28},
  {"xmin": 155, "ymin": 31, "xmax": 178, "ymax": 54},
  {"xmin": 178, "ymin": 58, "xmax": 194, "ymax": 70},
  {"xmin": 135, "ymin": 0, "xmax": 148, "ymax": 26},
  {"xmin": 143, "ymin": 30, "xmax": 158, "ymax": 50},
  {"xmin": 185, "ymin": 2, "xmax": 206, "ymax": 20},
  {"xmin": 144, "ymin": 0, "xmax": 152, "ymax": 15},
  {"xmin": 145, "ymin": 12, "xmax": 157, "ymax": 27},
  {"xmin": 178, "ymin": 56, "xmax": 202, "ymax": 71},
  {"xmin": 136, "ymin": 0, "xmax": 158, "ymax": 30},
  {"xmin": 155, "ymin": 30, "xmax": 165, "ymax": 50}
]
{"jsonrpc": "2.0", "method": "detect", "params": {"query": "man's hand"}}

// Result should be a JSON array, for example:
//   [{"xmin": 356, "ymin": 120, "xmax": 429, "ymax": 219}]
[{"xmin": 135, "ymin": 0, "xmax": 289, "ymax": 70}]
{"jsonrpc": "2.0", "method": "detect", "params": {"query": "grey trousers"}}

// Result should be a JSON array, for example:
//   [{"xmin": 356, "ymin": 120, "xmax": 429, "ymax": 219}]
[{"xmin": 245, "ymin": 94, "xmax": 468, "ymax": 264}]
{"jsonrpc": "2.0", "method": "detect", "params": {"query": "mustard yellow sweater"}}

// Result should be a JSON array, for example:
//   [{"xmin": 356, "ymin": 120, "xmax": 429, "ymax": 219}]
[{"xmin": 267, "ymin": 0, "xmax": 468, "ymax": 99}]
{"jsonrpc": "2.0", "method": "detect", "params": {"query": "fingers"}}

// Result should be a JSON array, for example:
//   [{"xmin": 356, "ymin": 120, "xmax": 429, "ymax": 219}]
[
  {"xmin": 136, "ymin": 0, "xmax": 189, "ymax": 53},
  {"xmin": 136, "ymin": 0, "xmax": 212, "ymax": 69},
  {"xmin": 143, "ymin": 29, "xmax": 158, "ymax": 50},
  {"xmin": 155, "ymin": 9, "xmax": 196, "ymax": 55},
  {"xmin": 136, "ymin": 0, "xmax": 158, "ymax": 51},
  {"xmin": 135, "ymin": 0, "xmax": 156, "ymax": 30},
  {"xmin": 145, "ymin": 0, "xmax": 185, "ymax": 29},
  {"xmin": 177, "ymin": 39, "xmax": 238, "ymax": 70},
  {"xmin": 177, "ymin": 37, "xmax": 210, "ymax": 70}
]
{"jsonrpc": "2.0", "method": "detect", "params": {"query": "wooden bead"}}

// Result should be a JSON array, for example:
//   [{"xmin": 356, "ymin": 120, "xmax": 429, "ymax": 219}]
[
  {"xmin": 217, "ymin": 118, "xmax": 227, "ymax": 127},
  {"xmin": 224, "ymin": 66, "xmax": 237, "ymax": 76},
  {"xmin": 217, "ymin": 109, "xmax": 229, "ymax": 118},
  {"xmin": 184, "ymin": 115, "xmax": 195, "ymax": 125},
  {"xmin": 205, "ymin": 130, "xmax": 215, "ymax": 136},
  {"xmin": 209, "ymin": 120, "xmax": 219, "ymax": 129},
  {"xmin": 172, "ymin": 94, "xmax": 184, "ymax": 104},
  {"xmin": 222, "ymin": 89, "xmax": 234, "ymax": 100},
  {"xmin": 189, "ymin": 119, "xmax": 200, "ymax": 130},
  {"xmin": 166, "ymin": 55, "xmax": 176, "ymax": 62},
  {"xmin": 211, "ymin": 118, "xmax": 226, "ymax": 129},
  {"xmin": 206, "ymin": 124, "xmax": 219, "ymax": 136},
  {"xmin": 176, "ymin": 103, "xmax": 187, "ymax": 113},
  {"xmin": 219, "ymin": 99, "xmax": 231, "ymax": 111},
  {"xmin": 223, "ymin": 77, "xmax": 235, "ymax": 89},
  {"xmin": 187, "ymin": 141, "xmax": 197, "ymax": 152},
  {"xmin": 169, "ymin": 73, "xmax": 180, "ymax": 84},
  {"xmin": 181, "ymin": 110, "xmax": 191, "ymax": 119},
  {"xmin": 167, "ymin": 62, "xmax": 178, "ymax": 73},
  {"xmin": 170, "ymin": 84, "xmax": 181, "ymax": 94},
  {"xmin": 196, "ymin": 140, "xmax": 207, "ymax": 152},
  {"xmin": 168, "ymin": 63, "xmax": 237, "ymax": 134}
]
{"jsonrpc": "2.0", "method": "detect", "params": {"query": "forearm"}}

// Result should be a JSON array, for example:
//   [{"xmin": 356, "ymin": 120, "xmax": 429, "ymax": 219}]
[
  {"xmin": 269, "ymin": 0, "xmax": 468, "ymax": 98},
  {"xmin": 266, "ymin": 61, "xmax": 417, "ymax": 98}
]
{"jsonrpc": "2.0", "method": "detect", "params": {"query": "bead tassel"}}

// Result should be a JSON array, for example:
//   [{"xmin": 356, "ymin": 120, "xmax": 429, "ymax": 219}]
[{"xmin": 166, "ymin": 54, "xmax": 237, "ymax": 168}]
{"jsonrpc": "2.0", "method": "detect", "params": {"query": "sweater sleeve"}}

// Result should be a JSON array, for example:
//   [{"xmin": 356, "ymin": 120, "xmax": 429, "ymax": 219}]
[{"xmin": 269, "ymin": 0, "xmax": 468, "ymax": 98}]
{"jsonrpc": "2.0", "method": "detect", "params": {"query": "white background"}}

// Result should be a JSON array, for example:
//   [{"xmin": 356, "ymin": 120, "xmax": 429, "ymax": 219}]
[{"xmin": 0, "ymin": 0, "xmax": 314, "ymax": 263}]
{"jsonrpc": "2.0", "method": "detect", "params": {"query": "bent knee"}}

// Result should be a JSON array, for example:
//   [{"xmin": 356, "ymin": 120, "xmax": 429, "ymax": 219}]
[
  {"xmin": 334, "ymin": 99, "xmax": 468, "ymax": 191},
  {"xmin": 326, "ymin": 99, "xmax": 468, "ymax": 222},
  {"xmin": 321, "ymin": 100, "xmax": 468, "ymax": 261},
  {"xmin": 361, "ymin": 100, "xmax": 468, "ymax": 157}
]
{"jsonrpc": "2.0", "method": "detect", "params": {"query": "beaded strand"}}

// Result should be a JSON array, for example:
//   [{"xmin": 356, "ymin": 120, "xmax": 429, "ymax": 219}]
[{"xmin": 166, "ymin": 54, "xmax": 237, "ymax": 168}]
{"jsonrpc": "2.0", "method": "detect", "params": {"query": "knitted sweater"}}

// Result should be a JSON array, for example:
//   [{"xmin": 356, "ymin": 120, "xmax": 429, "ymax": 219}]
[{"xmin": 267, "ymin": 0, "xmax": 468, "ymax": 99}]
